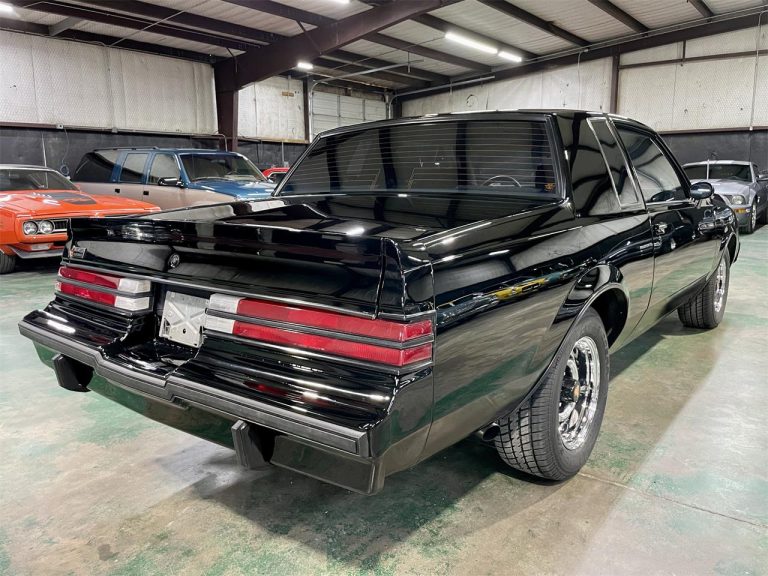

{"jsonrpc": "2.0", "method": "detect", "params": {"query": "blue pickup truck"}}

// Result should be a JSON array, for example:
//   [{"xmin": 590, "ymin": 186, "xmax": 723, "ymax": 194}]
[{"xmin": 72, "ymin": 148, "xmax": 275, "ymax": 210}]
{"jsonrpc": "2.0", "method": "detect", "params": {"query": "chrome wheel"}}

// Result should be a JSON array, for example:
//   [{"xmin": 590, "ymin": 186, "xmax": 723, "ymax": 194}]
[
  {"xmin": 559, "ymin": 336, "xmax": 601, "ymax": 450},
  {"xmin": 713, "ymin": 258, "xmax": 727, "ymax": 313}
]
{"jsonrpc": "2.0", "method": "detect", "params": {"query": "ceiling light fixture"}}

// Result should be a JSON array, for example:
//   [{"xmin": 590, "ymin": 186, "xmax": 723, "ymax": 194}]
[
  {"xmin": 498, "ymin": 50, "xmax": 523, "ymax": 63},
  {"xmin": 296, "ymin": 61, "xmax": 314, "ymax": 70},
  {"xmin": 0, "ymin": 2, "xmax": 16, "ymax": 14},
  {"xmin": 445, "ymin": 32, "xmax": 497, "ymax": 54}
]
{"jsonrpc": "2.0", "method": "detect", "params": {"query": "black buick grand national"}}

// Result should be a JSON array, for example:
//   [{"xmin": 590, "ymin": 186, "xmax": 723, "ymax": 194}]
[{"xmin": 20, "ymin": 111, "xmax": 738, "ymax": 494}]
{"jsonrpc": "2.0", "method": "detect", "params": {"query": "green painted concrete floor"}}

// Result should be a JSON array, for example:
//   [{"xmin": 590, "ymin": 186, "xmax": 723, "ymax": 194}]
[{"xmin": 1, "ymin": 229, "xmax": 767, "ymax": 576}]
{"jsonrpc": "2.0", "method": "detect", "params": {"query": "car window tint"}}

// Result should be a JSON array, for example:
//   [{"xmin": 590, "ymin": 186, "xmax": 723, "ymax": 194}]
[
  {"xmin": 282, "ymin": 120, "xmax": 559, "ymax": 199},
  {"xmin": 148, "ymin": 154, "xmax": 179, "ymax": 184},
  {"xmin": 615, "ymin": 128, "xmax": 687, "ymax": 203},
  {"xmin": 73, "ymin": 150, "xmax": 119, "ymax": 182},
  {"xmin": 119, "ymin": 153, "xmax": 149, "ymax": 183},
  {"xmin": 590, "ymin": 119, "xmax": 642, "ymax": 209}
]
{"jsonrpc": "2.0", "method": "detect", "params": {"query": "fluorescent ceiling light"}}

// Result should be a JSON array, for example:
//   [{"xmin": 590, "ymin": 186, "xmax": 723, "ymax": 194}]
[
  {"xmin": 498, "ymin": 50, "xmax": 523, "ymax": 63},
  {"xmin": 445, "ymin": 32, "xmax": 497, "ymax": 54},
  {"xmin": 0, "ymin": 2, "xmax": 16, "ymax": 14},
  {"xmin": 296, "ymin": 61, "xmax": 314, "ymax": 70},
  {"xmin": 329, "ymin": 0, "xmax": 350, "ymax": 3}
]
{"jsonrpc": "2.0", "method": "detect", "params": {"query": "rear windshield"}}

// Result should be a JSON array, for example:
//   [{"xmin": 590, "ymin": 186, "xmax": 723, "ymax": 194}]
[
  {"xmin": 280, "ymin": 119, "xmax": 559, "ymax": 198},
  {"xmin": 181, "ymin": 154, "xmax": 266, "ymax": 183},
  {"xmin": 0, "ymin": 168, "xmax": 77, "ymax": 191}
]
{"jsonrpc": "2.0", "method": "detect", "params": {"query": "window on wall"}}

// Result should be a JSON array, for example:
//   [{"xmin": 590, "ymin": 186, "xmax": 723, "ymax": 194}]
[
  {"xmin": 614, "ymin": 127, "xmax": 687, "ymax": 203},
  {"xmin": 119, "ymin": 153, "xmax": 149, "ymax": 184},
  {"xmin": 589, "ymin": 119, "xmax": 643, "ymax": 209}
]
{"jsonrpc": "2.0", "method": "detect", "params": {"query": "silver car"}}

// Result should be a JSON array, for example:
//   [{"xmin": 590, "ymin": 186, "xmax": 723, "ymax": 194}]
[{"xmin": 683, "ymin": 160, "xmax": 768, "ymax": 233}]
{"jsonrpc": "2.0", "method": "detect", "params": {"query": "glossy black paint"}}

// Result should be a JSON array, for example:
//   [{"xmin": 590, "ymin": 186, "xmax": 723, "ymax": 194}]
[{"xmin": 19, "ymin": 111, "xmax": 739, "ymax": 494}]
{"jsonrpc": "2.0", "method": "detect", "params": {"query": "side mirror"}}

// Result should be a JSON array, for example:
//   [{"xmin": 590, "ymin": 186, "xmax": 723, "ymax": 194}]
[
  {"xmin": 690, "ymin": 181, "xmax": 714, "ymax": 200},
  {"xmin": 758, "ymin": 171, "xmax": 768, "ymax": 182}
]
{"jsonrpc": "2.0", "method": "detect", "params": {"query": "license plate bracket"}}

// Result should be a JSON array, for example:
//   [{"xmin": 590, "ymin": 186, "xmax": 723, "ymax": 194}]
[{"xmin": 159, "ymin": 291, "xmax": 208, "ymax": 348}]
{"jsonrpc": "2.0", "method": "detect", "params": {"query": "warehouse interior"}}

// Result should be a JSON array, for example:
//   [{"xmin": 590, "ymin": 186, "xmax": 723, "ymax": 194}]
[{"xmin": 1, "ymin": 0, "xmax": 767, "ymax": 574}]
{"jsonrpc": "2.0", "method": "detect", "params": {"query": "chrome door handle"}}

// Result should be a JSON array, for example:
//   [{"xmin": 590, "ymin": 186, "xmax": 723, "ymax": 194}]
[{"xmin": 653, "ymin": 222, "xmax": 669, "ymax": 235}]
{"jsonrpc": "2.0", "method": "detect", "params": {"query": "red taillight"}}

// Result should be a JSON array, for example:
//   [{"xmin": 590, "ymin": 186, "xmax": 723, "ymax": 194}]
[
  {"xmin": 56, "ymin": 266, "xmax": 151, "ymax": 312},
  {"xmin": 206, "ymin": 294, "xmax": 433, "ymax": 368},
  {"xmin": 236, "ymin": 299, "xmax": 432, "ymax": 342}
]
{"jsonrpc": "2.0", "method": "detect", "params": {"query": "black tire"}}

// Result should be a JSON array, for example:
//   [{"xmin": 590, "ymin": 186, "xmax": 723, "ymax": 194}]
[
  {"xmin": 758, "ymin": 203, "xmax": 768, "ymax": 225},
  {"xmin": 494, "ymin": 309, "xmax": 610, "ymax": 480},
  {"xmin": 0, "ymin": 252, "xmax": 16, "ymax": 274},
  {"xmin": 742, "ymin": 201, "xmax": 757, "ymax": 234},
  {"xmin": 677, "ymin": 251, "xmax": 730, "ymax": 329}
]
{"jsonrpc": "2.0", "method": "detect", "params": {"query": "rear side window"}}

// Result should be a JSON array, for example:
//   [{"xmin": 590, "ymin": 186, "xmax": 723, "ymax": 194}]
[
  {"xmin": 590, "ymin": 119, "xmax": 642, "ymax": 209},
  {"xmin": 615, "ymin": 127, "xmax": 687, "ymax": 203},
  {"xmin": 72, "ymin": 150, "xmax": 119, "ymax": 182},
  {"xmin": 281, "ymin": 120, "xmax": 559, "ymax": 198},
  {"xmin": 119, "ymin": 153, "xmax": 149, "ymax": 184},
  {"xmin": 148, "ymin": 154, "xmax": 180, "ymax": 184}
]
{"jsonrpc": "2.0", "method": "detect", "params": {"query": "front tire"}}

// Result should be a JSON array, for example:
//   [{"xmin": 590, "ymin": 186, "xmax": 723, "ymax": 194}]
[
  {"xmin": 0, "ymin": 252, "xmax": 16, "ymax": 274},
  {"xmin": 743, "ymin": 201, "xmax": 757, "ymax": 234},
  {"xmin": 678, "ymin": 251, "xmax": 730, "ymax": 329},
  {"xmin": 495, "ymin": 309, "xmax": 609, "ymax": 480}
]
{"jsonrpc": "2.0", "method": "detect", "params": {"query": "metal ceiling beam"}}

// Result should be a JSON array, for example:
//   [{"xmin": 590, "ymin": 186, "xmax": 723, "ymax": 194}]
[
  {"xmin": 688, "ymin": 0, "xmax": 715, "ymax": 18},
  {"xmin": 367, "ymin": 32, "xmax": 492, "ymax": 72},
  {"xmin": 314, "ymin": 58, "xmax": 427, "ymax": 88},
  {"xmin": 476, "ymin": 0, "xmax": 589, "ymax": 46},
  {"xmin": 397, "ymin": 8, "xmax": 766, "ymax": 100},
  {"xmin": 215, "ymin": 0, "xmax": 447, "ymax": 91},
  {"xmin": 222, "ymin": 0, "xmax": 487, "ymax": 74},
  {"xmin": 219, "ymin": 0, "xmax": 452, "ymax": 82},
  {"xmin": 8, "ymin": 0, "xmax": 258, "ymax": 50},
  {"xmin": 412, "ymin": 13, "xmax": 538, "ymax": 60},
  {"xmin": 222, "ymin": 0, "xmax": 329, "ymax": 28},
  {"xmin": 73, "ymin": 0, "xmax": 280, "ymax": 44},
  {"xmin": 48, "ymin": 16, "xmax": 81, "ymax": 36},
  {"xmin": 0, "ymin": 17, "xmax": 218, "ymax": 62},
  {"xmin": 586, "ymin": 0, "xmax": 649, "ymax": 33},
  {"xmin": 326, "ymin": 52, "xmax": 449, "ymax": 84}
]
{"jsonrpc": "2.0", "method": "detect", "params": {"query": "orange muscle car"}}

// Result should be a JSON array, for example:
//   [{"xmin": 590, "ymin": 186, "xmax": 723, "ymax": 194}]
[{"xmin": 0, "ymin": 165, "xmax": 160, "ymax": 274}]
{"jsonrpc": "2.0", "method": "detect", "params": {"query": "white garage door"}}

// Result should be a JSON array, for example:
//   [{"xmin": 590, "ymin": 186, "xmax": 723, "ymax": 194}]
[{"xmin": 311, "ymin": 91, "xmax": 387, "ymax": 139}]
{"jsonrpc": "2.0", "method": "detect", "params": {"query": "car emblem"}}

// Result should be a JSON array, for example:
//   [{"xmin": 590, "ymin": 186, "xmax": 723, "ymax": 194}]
[{"xmin": 168, "ymin": 254, "xmax": 181, "ymax": 269}]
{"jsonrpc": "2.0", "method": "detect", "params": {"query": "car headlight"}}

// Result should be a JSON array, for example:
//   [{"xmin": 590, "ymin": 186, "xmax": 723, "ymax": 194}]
[
  {"xmin": 37, "ymin": 220, "xmax": 54, "ymax": 234},
  {"xmin": 730, "ymin": 195, "xmax": 746, "ymax": 205},
  {"xmin": 22, "ymin": 221, "xmax": 38, "ymax": 235}
]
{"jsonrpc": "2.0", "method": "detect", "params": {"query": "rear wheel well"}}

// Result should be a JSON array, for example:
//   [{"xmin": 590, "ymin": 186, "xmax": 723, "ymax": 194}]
[{"xmin": 589, "ymin": 288, "xmax": 628, "ymax": 347}]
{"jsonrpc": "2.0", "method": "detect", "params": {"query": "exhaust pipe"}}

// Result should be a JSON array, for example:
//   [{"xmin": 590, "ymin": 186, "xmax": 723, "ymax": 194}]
[{"xmin": 475, "ymin": 422, "xmax": 500, "ymax": 442}]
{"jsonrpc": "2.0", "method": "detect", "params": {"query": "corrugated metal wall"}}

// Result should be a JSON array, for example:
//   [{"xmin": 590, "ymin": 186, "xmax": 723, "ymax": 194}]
[
  {"xmin": 311, "ymin": 91, "xmax": 387, "ymax": 139},
  {"xmin": 402, "ymin": 26, "xmax": 768, "ymax": 133},
  {"xmin": 0, "ymin": 30, "xmax": 216, "ymax": 134},
  {"xmin": 238, "ymin": 77, "xmax": 306, "ymax": 142},
  {"xmin": 402, "ymin": 58, "xmax": 613, "ymax": 116}
]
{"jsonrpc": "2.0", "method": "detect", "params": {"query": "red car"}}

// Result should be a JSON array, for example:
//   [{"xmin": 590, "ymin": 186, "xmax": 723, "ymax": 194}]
[{"xmin": 0, "ymin": 165, "xmax": 159, "ymax": 274}]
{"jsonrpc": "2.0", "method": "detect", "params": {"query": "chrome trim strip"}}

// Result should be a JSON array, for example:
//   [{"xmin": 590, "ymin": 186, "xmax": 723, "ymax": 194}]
[
  {"xmin": 204, "ymin": 309, "xmax": 434, "ymax": 349},
  {"xmin": 54, "ymin": 293, "xmax": 152, "ymax": 318},
  {"xmin": 64, "ymin": 261, "xmax": 379, "ymax": 319},
  {"xmin": 203, "ymin": 331, "xmax": 434, "ymax": 376},
  {"xmin": 19, "ymin": 320, "xmax": 368, "ymax": 456}
]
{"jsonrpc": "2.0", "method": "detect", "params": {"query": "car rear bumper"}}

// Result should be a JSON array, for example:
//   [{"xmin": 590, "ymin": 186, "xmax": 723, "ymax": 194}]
[{"xmin": 19, "ymin": 319, "xmax": 395, "ymax": 494}]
